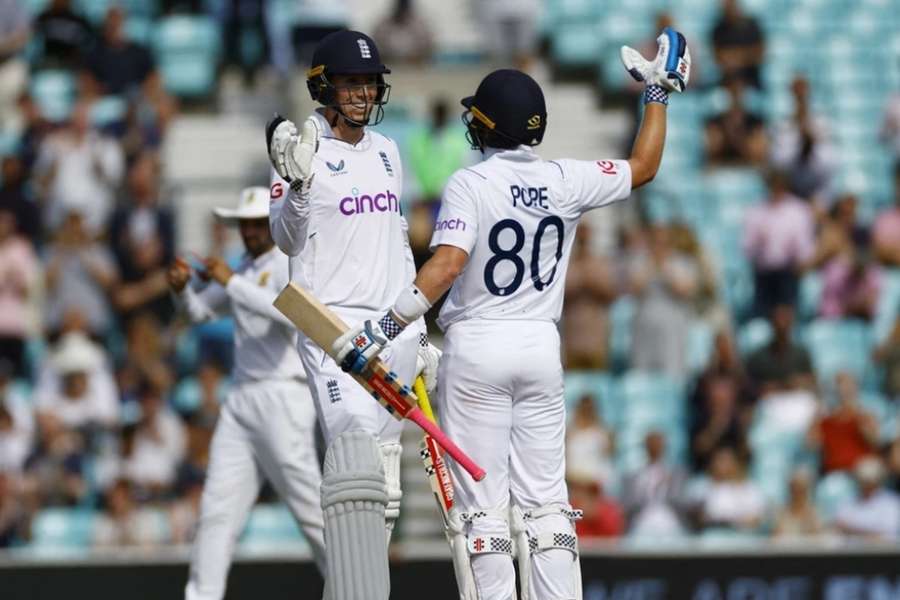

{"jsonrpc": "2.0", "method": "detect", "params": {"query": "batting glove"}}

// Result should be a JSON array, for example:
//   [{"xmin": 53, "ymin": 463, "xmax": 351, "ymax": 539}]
[
  {"xmin": 266, "ymin": 113, "xmax": 320, "ymax": 192},
  {"xmin": 621, "ymin": 27, "xmax": 691, "ymax": 100},
  {"xmin": 333, "ymin": 313, "xmax": 405, "ymax": 374},
  {"xmin": 415, "ymin": 332, "xmax": 442, "ymax": 397}
]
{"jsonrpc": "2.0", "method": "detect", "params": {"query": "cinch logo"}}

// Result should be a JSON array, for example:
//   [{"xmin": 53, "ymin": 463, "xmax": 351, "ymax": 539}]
[
  {"xmin": 339, "ymin": 188, "xmax": 400, "ymax": 215},
  {"xmin": 434, "ymin": 218, "xmax": 466, "ymax": 232}
]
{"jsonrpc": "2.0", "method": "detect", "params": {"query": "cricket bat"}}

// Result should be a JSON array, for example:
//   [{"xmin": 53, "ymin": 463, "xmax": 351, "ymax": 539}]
[
  {"xmin": 274, "ymin": 282, "xmax": 486, "ymax": 482},
  {"xmin": 414, "ymin": 377, "xmax": 454, "ymax": 529}
]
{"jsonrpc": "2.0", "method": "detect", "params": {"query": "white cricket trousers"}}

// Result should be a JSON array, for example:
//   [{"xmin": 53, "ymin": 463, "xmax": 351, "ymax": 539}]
[
  {"xmin": 185, "ymin": 379, "xmax": 326, "ymax": 600},
  {"xmin": 440, "ymin": 319, "xmax": 577, "ymax": 600}
]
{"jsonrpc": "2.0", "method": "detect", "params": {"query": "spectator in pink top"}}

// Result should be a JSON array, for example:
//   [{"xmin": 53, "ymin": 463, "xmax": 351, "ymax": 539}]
[
  {"xmin": 743, "ymin": 170, "xmax": 815, "ymax": 318},
  {"xmin": 872, "ymin": 165, "xmax": 900, "ymax": 268},
  {"xmin": 819, "ymin": 245, "xmax": 881, "ymax": 321},
  {"xmin": 0, "ymin": 208, "xmax": 38, "ymax": 378}
]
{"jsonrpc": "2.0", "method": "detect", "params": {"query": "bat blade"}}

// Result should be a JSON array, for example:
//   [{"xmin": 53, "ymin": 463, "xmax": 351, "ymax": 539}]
[{"xmin": 274, "ymin": 282, "xmax": 486, "ymax": 481}]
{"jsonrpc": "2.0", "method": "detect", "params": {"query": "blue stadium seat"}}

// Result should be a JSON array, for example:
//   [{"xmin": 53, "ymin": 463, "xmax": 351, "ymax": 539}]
[
  {"xmin": 815, "ymin": 471, "xmax": 858, "ymax": 523},
  {"xmin": 29, "ymin": 70, "xmax": 76, "ymax": 123},
  {"xmin": 563, "ymin": 371, "xmax": 618, "ymax": 426},
  {"xmin": 551, "ymin": 23, "xmax": 604, "ymax": 67},
  {"xmin": 737, "ymin": 317, "xmax": 772, "ymax": 355},
  {"xmin": 873, "ymin": 269, "xmax": 900, "ymax": 344},
  {"xmin": 686, "ymin": 320, "xmax": 714, "ymax": 375},
  {"xmin": 608, "ymin": 296, "xmax": 634, "ymax": 371},
  {"xmin": 804, "ymin": 319, "xmax": 873, "ymax": 388},
  {"xmin": 239, "ymin": 503, "xmax": 308, "ymax": 554},
  {"xmin": 797, "ymin": 272, "xmax": 822, "ymax": 321},
  {"xmin": 618, "ymin": 371, "xmax": 686, "ymax": 422},
  {"xmin": 90, "ymin": 95, "xmax": 127, "ymax": 129},
  {"xmin": 29, "ymin": 508, "xmax": 97, "ymax": 551},
  {"xmin": 153, "ymin": 16, "xmax": 221, "ymax": 99}
]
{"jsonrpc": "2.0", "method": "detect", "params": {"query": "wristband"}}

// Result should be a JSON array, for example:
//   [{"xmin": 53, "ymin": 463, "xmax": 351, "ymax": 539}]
[
  {"xmin": 644, "ymin": 84, "xmax": 669, "ymax": 106},
  {"xmin": 377, "ymin": 312, "xmax": 405, "ymax": 340},
  {"xmin": 391, "ymin": 284, "xmax": 432, "ymax": 326}
]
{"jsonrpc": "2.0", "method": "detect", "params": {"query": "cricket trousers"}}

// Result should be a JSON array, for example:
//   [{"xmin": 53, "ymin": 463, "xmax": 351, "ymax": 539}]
[{"xmin": 185, "ymin": 379, "xmax": 326, "ymax": 600}]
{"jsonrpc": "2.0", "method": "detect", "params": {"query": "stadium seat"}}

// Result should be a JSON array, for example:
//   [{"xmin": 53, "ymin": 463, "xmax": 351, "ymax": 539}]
[
  {"xmin": 90, "ymin": 95, "xmax": 127, "ymax": 130},
  {"xmin": 29, "ymin": 70, "xmax": 76, "ymax": 123},
  {"xmin": 29, "ymin": 508, "xmax": 97, "ymax": 551},
  {"xmin": 153, "ymin": 16, "xmax": 221, "ymax": 99},
  {"xmin": 797, "ymin": 272, "xmax": 822, "ymax": 321},
  {"xmin": 608, "ymin": 296, "xmax": 634, "ymax": 371},
  {"xmin": 551, "ymin": 23, "xmax": 604, "ymax": 68},
  {"xmin": 804, "ymin": 319, "xmax": 873, "ymax": 388},
  {"xmin": 686, "ymin": 320, "xmax": 714, "ymax": 375},
  {"xmin": 239, "ymin": 503, "xmax": 308, "ymax": 554},
  {"xmin": 563, "ymin": 371, "xmax": 618, "ymax": 426},
  {"xmin": 815, "ymin": 471, "xmax": 858, "ymax": 523}
]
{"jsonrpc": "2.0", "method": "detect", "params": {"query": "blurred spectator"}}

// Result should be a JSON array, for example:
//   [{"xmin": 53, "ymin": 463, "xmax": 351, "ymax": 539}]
[
  {"xmin": 122, "ymin": 383, "xmax": 186, "ymax": 497},
  {"xmin": 409, "ymin": 98, "xmax": 469, "ymax": 206},
  {"xmin": 819, "ymin": 243, "xmax": 881, "ymax": 321},
  {"xmin": 566, "ymin": 394, "xmax": 615, "ymax": 493},
  {"xmin": 189, "ymin": 362, "xmax": 225, "ymax": 427},
  {"xmin": 872, "ymin": 165, "xmax": 900, "ymax": 267},
  {"xmin": 887, "ymin": 438, "xmax": 900, "ymax": 493},
  {"xmin": 622, "ymin": 431, "xmax": 687, "ymax": 537},
  {"xmin": 0, "ymin": 471, "xmax": 27, "ymax": 547},
  {"xmin": 0, "ymin": 156, "xmax": 42, "ymax": 241},
  {"xmin": 568, "ymin": 466, "xmax": 624, "ymax": 539},
  {"xmin": 110, "ymin": 156, "xmax": 176, "ymax": 324},
  {"xmin": 0, "ymin": 363, "xmax": 34, "ymax": 476},
  {"xmin": 34, "ymin": 0, "xmax": 95, "ymax": 69},
  {"xmin": 807, "ymin": 372, "xmax": 879, "ymax": 474},
  {"xmin": 700, "ymin": 446, "xmax": 766, "ymax": 531},
  {"xmin": 743, "ymin": 171, "xmax": 815, "ymax": 317},
  {"xmin": 834, "ymin": 457, "xmax": 900, "ymax": 542},
  {"xmin": 691, "ymin": 374, "xmax": 748, "ymax": 471},
  {"xmin": 373, "ymin": 0, "xmax": 434, "ymax": 65},
  {"xmin": 82, "ymin": 5, "xmax": 176, "ymax": 133},
  {"xmin": 873, "ymin": 314, "xmax": 900, "ymax": 400},
  {"xmin": 93, "ymin": 478, "xmax": 166, "ymax": 548},
  {"xmin": 562, "ymin": 225, "xmax": 616, "ymax": 370},
  {"xmin": 704, "ymin": 76, "xmax": 767, "ymax": 166},
  {"xmin": 770, "ymin": 76, "xmax": 834, "ymax": 202},
  {"xmin": 221, "ymin": 0, "xmax": 268, "ymax": 87},
  {"xmin": 881, "ymin": 91, "xmax": 900, "ymax": 160},
  {"xmin": 772, "ymin": 468, "xmax": 823, "ymax": 538},
  {"xmin": 481, "ymin": 0, "xmax": 540, "ymax": 71},
  {"xmin": 169, "ymin": 469, "xmax": 203, "ymax": 544},
  {"xmin": 0, "ymin": 0, "xmax": 29, "ymax": 132},
  {"xmin": 34, "ymin": 101, "xmax": 125, "ymax": 235},
  {"xmin": 34, "ymin": 332, "xmax": 118, "ymax": 430},
  {"xmin": 14, "ymin": 93, "xmax": 52, "ymax": 171},
  {"xmin": 627, "ymin": 224, "xmax": 699, "ymax": 378},
  {"xmin": 744, "ymin": 304, "xmax": 815, "ymax": 398},
  {"xmin": 44, "ymin": 211, "xmax": 118, "ymax": 338},
  {"xmin": 711, "ymin": 0, "xmax": 764, "ymax": 89},
  {"xmin": 290, "ymin": 0, "xmax": 349, "ymax": 67},
  {"xmin": 669, "ymin": 222, "xmax": 727, "ymax": 333},
  {"xmin": 117, "ymin": 312, "xmax": 175, "ymax": 404},
  {"xmin": 0, "ymin": 208, "xmax": 38, "ymax": 377},
  {"xmin": 808, "ymin": 194, "xmax": 868, "ymax": 270},
  {"xmin": 23, "ymin": 410, "xmax": 87, "ymax": 506}
]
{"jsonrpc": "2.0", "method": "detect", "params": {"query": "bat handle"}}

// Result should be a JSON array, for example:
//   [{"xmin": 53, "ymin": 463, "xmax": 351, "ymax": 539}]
[{"xmin": 407, "ymin": 407, "xmax": 486, "ymax": 482}]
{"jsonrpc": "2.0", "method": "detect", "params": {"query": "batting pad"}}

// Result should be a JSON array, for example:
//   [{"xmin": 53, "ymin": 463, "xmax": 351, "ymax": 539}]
[
  {"xmin": 321, "ymin": 430, "xmax": 390, "ymax": 600},
  {"xmin": 380, "ymin": 442, "xmax": 402, "ymax": 543}
]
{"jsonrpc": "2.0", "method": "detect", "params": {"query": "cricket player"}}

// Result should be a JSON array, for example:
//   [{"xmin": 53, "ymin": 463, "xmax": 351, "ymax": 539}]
[
  {"xmin": 168, "ymin": 187, "xmax": 327, "ymax": 600},
  {"xmin": 265, "ymin": 30, "xmax": 438, "ymax": 600},
  {"xmin": 335, "ymin": 29, "xmax": 691, "ymax": 600}
]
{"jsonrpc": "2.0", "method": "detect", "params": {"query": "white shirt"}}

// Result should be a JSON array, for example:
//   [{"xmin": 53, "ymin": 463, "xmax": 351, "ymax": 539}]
[
  {"xmin": 269, "ymin": 110, "xmax": 416, "ymax": 324},
  {"xmin": 0, "ymin": 386, "xmax": 34, "ymax": 475},
  {"xmin": 703, "ymin": 480, "xmax": 766, "ymax": 524},
  {"xmin": 431, "ymin": 146, "xmax": 631, "ymax": 330},
  {"xmin": 178, "ymin": 246, "xmax": 305, "ymax": 384},
  {"xmin": 124, "ymin": 410, "xmax": 186, "ymax": 488},
  {"xmin": 34, "ymin": 359, "xmax": 119, "ymax": 429},
  {"xmin": 835, "ymin": 490, "xmax": 900, "ymax": 540}
]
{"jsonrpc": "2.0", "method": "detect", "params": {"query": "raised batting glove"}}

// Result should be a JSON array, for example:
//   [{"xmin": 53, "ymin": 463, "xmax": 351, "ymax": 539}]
[
  {"xmin": 265, "ymin": 113, "xmax": 320, "ymax": 193},
  {"xmin": 415, "ymin": 332, "xmax": 442, "ymax": 397},
  {"xmin": 333, "ymin": 313, "xmax": 406, "ymax": 374},
  {"xmin": 621, "ymin": 27, "xmax": 691, "ymax": 103}
]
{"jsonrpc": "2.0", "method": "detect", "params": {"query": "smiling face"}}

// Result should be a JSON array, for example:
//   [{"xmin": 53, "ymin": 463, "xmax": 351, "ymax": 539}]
[
  {"xmin": 238, "ymin": 217, "xmax": 274, "ymax": 258},
  {"xmin": 330, "ymin": 73, "xmax": 380, "ymax": 124}
]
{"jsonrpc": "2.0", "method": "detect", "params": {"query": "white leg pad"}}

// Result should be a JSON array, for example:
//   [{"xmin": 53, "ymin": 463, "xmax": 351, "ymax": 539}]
[
  {"xmin": 321, "ymin": 430, "xmax": 390, "ymax": 600},
  {"xmin": 380, "ymin": 442, "xmax": 402, "ymax": 543},
  {"xmin": 512, "ymin": 504, "xmax": 583, "ymax": 600},
  {"xmin": 449, "ymin": 507, "xmax": 517, "ymax": 600}
]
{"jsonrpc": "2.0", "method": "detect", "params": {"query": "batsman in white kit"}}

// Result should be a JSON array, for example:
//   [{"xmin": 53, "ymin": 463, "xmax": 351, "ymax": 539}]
[
  {"xmin": 167, "ymin": 187, "xmax": 327, "ymax": 600},
  {"xmin": 336, "ymin": 29, "xmax": 691, "ymax": 599},
  {"xmin": 265, "ymin": 30, "xmax": 439, "ymax": 600}
]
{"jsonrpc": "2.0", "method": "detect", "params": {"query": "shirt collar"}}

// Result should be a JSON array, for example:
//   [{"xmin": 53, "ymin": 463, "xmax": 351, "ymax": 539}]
[{"xmin": 483, "ymin": 144, "xmax": 538, "ymax": 162}]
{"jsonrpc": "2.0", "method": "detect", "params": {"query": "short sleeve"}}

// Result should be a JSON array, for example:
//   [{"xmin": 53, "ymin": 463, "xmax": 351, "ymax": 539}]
[
  {"xmin": 554, "ymin": 158, "xmax": 632, "ymax": 212},
  {"xmin": 429, "ymin": 171, "xmax": 478, "ymax": 253}
]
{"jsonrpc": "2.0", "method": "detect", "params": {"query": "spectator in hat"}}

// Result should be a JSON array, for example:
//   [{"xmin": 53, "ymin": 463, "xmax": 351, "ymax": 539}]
[{"xmin": 834, "ymin": 457, "xmax": 900, "ymax": 541}]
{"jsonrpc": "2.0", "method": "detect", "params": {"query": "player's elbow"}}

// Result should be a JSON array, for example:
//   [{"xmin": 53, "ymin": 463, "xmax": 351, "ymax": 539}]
[{"xmin": 629, "ymin": 158, "xmax": 658, "ymax": 189}]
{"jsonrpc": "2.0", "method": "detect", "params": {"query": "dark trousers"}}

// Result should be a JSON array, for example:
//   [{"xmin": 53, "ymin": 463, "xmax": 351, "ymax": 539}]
[{"xmin": 752, "ymin": 267, "xmax": 799, "ymax": 318}]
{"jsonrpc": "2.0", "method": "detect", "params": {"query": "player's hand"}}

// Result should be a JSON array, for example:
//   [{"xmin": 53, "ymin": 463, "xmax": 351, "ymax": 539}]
[
  {"xmin": 204, "ymin": 257, "xmax": 233, "ymax": 286},
  {"xmin": 416, "ymin": 334, "xmax": 442, "ymax": 397},
  {"xmin": 167, "ymin": 258, "xmax": 192, "ymax": 293},
  {"xmin": 621, "ymin": 27, "xmax": 690, "ymax": 93},
  {"xmin": 266, "ymin": 113, "xmax": 320, "ymax": 191},
  {"xmin": 333, "ymin": 319, "xmax": 391, "ymax": 374}
]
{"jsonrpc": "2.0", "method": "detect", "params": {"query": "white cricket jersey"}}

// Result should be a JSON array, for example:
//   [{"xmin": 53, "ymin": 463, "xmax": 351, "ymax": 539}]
[
  {"xmin": 431, "ymin": 145, "xmax": 631, "ymax": 330},
  {"xmin": 269, "ymin": 110, "xmax": 415, "ymax": 323},
  {"xmin": 178, "ymin": 246, "xmax": 306, "ymax": 384}
]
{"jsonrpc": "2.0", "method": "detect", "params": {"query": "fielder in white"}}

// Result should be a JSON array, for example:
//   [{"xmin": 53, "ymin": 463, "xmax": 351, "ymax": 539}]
[
  {"xmin": 265, "ymin": 30, "xmax": 439, "ymax": 600},
  {"xmin": 168, "ymin": 187, "xmax": 327, "ymax": 600},
  {"xmin": 336, "ymin": 29, "xmax": 691, "ymax": 600}
]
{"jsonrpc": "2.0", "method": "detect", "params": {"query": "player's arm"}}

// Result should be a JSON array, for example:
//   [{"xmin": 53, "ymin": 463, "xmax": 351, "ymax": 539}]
[
  {"xmin": 208, "ymin": 257, "xmax": 297, "ymax": 328},
  {"xmin": 266, "ymin": 115, "xmax": 320, "ymax": 256},
  {"xmin": 167, "ymin": 257, "xmax": 229, "ymax": 322},
  {"xmin": 621, "ymin": 27, "xmax": 691, "ymax": 189},
  {"xmin": 411, "ymin": 245, "xmax": 469, "ymax": 305}
]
